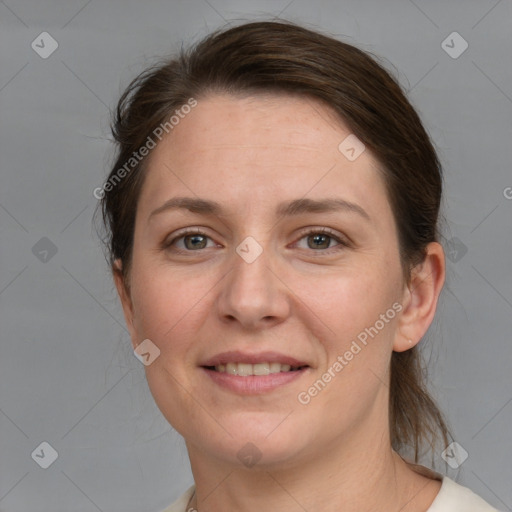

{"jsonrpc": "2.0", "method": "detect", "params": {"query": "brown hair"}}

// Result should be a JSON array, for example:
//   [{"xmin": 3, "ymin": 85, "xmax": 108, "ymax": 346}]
[{"xmin": 98, "ymin": 20, "xmax": 450, "ymax": 461}]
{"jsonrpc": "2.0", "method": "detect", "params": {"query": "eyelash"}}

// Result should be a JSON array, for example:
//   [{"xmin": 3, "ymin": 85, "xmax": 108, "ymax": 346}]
[{"xmin": 162, "ymin": 227, "xmax": 349, "ymax": 254}]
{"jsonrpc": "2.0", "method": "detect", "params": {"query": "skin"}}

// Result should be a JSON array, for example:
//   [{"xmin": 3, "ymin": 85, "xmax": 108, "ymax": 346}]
[{"xmin": 115, "ymin": 93, "xmax": 445, "ymax": 511}]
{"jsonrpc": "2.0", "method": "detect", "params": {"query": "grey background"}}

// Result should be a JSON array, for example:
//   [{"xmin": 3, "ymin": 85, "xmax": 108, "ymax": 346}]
[{"xmin": 0, "ymin": 0, "xmax": 511, "ymax": 510}]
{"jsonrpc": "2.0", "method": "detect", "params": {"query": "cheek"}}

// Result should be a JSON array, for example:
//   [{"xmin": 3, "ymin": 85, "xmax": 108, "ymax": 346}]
[
  {"xmin": 299, "ymin": 273, "xmax": 398, "ymax": 430},
  {"xmin": 129, "ymin": 268, "xmax": 211, "ymax": 433},
  {"xmin": 129, "ymin": 266, "xmax": 209, "ymax": 351},
  {"xmin": 303, "ymin": 264, "xmax": 398, "ymax": 342},
  {"xmin": 300, "ymin": 262, "xmax": 401, "ymax": 395}
]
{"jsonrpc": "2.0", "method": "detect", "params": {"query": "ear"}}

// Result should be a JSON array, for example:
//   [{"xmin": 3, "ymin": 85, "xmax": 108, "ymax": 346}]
[
  {"xmin": 113, "ymin": 259, "xmax": 137, "ymax": 350},
  {"xmin": 394, "ymin": 242, "xmax": 445, "ymax": 352}
]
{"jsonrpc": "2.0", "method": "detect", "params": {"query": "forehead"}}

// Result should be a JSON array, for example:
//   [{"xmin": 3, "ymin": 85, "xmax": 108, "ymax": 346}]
[
  {"xmin": 167, "ymin": 92, "xmax": 350, "ymax": 155},
  {"xmin": 137, "ymin": 93, "xmax": 392, "ymax": 224}
]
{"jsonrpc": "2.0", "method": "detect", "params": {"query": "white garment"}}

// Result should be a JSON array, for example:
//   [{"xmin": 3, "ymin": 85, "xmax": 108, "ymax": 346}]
[{"xmin": 161, "ymin": 477, "xmax": 499, "ymax": 511}]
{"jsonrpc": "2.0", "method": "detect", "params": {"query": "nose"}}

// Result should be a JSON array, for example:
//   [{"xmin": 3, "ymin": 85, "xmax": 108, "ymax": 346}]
[{"xmin": 215, "ymin": 241, "xmax": 291, "ymax": 330}]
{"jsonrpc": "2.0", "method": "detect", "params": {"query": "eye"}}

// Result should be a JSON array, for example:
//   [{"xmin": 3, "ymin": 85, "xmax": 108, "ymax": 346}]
[
  {"xmin": 162, "ymin": 227, "xmax": 349, "ymax": 254},
  {"xmin": 163, "ymin": 228, "xmax": 218, "ymax": 251},
  {"xmin": 294, "ymin": 228, "xmax": 347, "ymax": 252}
]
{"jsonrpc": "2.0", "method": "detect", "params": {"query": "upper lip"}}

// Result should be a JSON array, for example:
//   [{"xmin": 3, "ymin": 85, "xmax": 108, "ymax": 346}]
[{"xmin": 201, "ymin": 350, "xmax": 309, "ymax": 367}]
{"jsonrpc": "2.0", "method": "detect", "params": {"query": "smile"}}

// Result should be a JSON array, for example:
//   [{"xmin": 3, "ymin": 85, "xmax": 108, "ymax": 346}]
[{"xmin": 209, "ymin": 362, "xmax": 307, "ymax": 376}]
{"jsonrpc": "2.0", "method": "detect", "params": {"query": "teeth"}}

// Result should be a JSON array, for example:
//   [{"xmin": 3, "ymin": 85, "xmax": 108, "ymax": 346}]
[
  {"xmin": 238, "ymin": 363, "xmax": 252, "ymax": 377},
  {"xmin": 253, "ymin": 363, "xmax": 270, "ymax": 375},
  {"xmin": 214, "ymin": 362, "xmax": 301, "ymax": 376},
  {"xmin": 269, "ymin": 362, "xmax": 281, "ymax": 373}
]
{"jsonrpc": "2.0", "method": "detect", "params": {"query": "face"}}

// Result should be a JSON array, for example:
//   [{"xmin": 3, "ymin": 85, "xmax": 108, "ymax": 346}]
[{"xmin": 117, "ymin": 93, "xmax": 410, "ymax": 469}]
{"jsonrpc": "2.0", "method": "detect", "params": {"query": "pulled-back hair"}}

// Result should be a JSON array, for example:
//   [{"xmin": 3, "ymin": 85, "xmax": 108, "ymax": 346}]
[{"xmin": 99, "ymin": 20, "xmax": 450, "ymax": 461}]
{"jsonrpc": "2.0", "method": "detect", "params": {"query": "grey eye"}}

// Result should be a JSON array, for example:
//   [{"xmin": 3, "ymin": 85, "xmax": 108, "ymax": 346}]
[{"xmin": 183, "ymin": 234, "xmax": 209, "ymax": 250}]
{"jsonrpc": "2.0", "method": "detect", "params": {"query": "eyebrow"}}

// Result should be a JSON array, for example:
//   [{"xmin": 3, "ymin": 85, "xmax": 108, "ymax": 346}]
[{"xmin": 148, "ymin": 196, "xmax": 370, "ymax": 221}]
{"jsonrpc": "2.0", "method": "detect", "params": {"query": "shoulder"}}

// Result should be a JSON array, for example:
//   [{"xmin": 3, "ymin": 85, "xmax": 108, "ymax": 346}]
[
  {"xmin": 161, "ymin": 479, "xmax": 500, "ymax": 512},
  {"xmin": 428, "ymin": 477, "xmax": 500, "ymax": 511},
  {"xmin": 160, "ymin": 485, "xmax": 195, "ymax": 512}
]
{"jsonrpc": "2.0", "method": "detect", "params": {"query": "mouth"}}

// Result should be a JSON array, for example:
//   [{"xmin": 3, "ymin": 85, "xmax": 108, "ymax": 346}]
[
  {"xmin": 200, "ymin": 351, "xmax": 311, "ymax": 394},
  {"xmin": 205, "ymin": 362, "xmax": 308, "ymax": 376}
]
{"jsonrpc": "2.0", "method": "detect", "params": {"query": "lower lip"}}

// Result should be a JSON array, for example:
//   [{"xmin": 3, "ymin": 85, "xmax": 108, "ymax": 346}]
[{"xmin": 202, "ymin": 367, "xmax": 309, "ymax": 394}]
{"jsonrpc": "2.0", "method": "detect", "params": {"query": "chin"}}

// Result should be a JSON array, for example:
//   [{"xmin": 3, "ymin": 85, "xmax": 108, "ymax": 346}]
[{"xmin": 200, "ymin": 413, "xmax": 316, "ymax": 469}]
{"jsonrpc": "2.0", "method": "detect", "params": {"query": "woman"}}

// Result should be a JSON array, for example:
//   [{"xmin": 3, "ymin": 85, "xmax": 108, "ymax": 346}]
[{"xmin": 99, "ymin": 21, "xmax": 498, "ymax": 511}]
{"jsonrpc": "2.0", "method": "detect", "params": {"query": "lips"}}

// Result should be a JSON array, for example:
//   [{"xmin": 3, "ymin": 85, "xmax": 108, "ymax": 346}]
[{"xmin": 200, "ymin": 350, "xmax": 311, "ymax": 394}]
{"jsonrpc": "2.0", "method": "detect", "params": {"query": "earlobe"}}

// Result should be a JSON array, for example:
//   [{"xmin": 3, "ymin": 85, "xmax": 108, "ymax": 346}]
[
  {"xmin": 113, "ymin": 259, "xmax": 137, "ymax": 349},
  {"xmin": 393, "ymin": 242, "xmax": 445, "ymax": 352}
]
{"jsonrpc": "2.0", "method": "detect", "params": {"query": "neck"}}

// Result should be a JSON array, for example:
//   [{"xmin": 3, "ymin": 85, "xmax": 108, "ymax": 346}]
[{"xmin": 185, "ymin": 418, "xmax": 441, "ymax": 511}]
